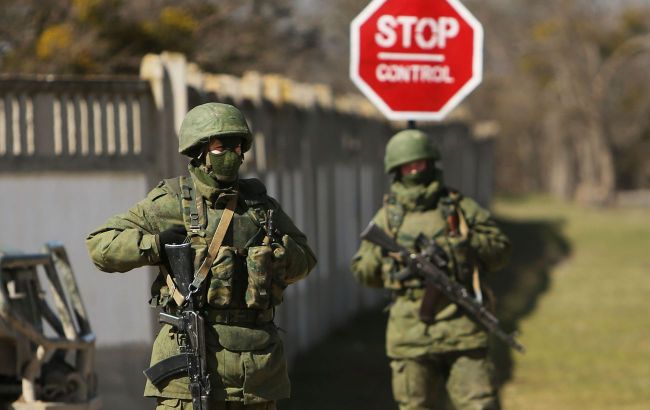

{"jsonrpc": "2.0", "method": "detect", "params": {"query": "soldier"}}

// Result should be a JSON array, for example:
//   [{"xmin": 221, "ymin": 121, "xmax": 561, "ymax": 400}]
[
  {"xmin": 350, "ymin": 129, "xmax": 511, "ymax": 410},
  {"xmin": 86, "ymin": 103, "xmax": 317, "ymax": 409}
]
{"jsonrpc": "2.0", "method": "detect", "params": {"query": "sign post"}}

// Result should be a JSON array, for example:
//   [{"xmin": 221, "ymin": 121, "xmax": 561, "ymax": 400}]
[{"xmin": 350, "ymin": 0, "xmax": 483, "ymax": 122}]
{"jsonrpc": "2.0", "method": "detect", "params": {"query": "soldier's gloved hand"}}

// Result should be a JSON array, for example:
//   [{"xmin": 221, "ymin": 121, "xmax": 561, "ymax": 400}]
[
  {"xmin": 434, "ymin": 234, "xmax": 470, "ymax": 263},
  {"xmin": 157, "ymin": 225, "xmax": 187, "ymax": 262},
  {"xmin": 436, "ymin": 235, "xmax": 475, "ymax": 284},
  {"xmin": 272, "ymin": 234, "xmax": 309, "ymax": 283}
]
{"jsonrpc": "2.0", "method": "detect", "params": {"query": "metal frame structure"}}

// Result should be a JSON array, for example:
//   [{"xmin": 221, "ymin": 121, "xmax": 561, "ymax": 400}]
[{"xmin": 0, "ymin": 243, "xmax": 100, "ymax": 409}]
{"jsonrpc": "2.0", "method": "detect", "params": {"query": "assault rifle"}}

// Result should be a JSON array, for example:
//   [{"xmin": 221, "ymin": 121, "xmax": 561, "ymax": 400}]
[
  {"xmin": 144, "ymin": 242, "xmax": 211, "ymax": 410},
  {"xmin": 360, "ymin": 223, "xmax": 525, "ymax": 353}
]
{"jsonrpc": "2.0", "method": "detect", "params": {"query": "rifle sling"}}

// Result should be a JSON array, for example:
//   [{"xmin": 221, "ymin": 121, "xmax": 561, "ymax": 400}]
[
  {"xmin": 453, "ymin": 199, "xmax": 483, "ymax": 304},
  {"xmin": 189, "ymin": 195, "xmax": 238, "ymax": 293},
  {"xmin": 164, "ymin": 266, "xmax": 185, "ymax": 306},
  {"xmin": 143, "ymin": 353, "xmax": 190, "ymax": 386}
]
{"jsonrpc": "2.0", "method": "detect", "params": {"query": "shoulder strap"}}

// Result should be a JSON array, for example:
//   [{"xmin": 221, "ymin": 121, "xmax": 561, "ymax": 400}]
[
  {"xmin": 165, "ymin": 176, "xmax": 211, "ymax": 307},
  {"xmin": 164, "ymin": 266, "xmax": 185, "ymax": 306},
  {"xmin": 447, "ymin": 189, "xmax": 469, "ymax": 239},
  {"xmin": 383, "ymin": 194, "xmax": 405, "ymax": 238},
  {"xmin": 179, "ymin": 176, "xmax": 207, "ymax": 236},
  {"xmin": 447, "ymin": 188, "xmax": 483, "ymax": 303},
  {"xmin": 187, "ymin": 194, "xmax": 238, "ymax": 298}
]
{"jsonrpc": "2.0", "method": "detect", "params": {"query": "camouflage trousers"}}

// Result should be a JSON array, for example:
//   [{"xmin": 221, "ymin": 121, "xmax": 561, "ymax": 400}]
[
  {"xmin": 156, "ymin": 398, "xmax": 276, "ymax": 410},
  {"xmin": 390, "ymin": 349, "xmax": 499, "ymax": 410}
]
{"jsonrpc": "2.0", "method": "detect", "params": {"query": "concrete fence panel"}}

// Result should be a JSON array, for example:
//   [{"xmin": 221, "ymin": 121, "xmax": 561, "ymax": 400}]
[{"xmin": 0, "ymin": 52, "xmax": 495, "ymax": 409}]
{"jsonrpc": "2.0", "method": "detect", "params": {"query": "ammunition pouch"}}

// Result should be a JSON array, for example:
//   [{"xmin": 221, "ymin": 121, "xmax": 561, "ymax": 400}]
[
  {"xmin": 245, "ymin": 246, "xmax": 273, "ymax": 309},
  {"xmin": 207, "ymin": 246, "xmax": 238, "ymax": 307},
  {"xmin": 269, "ymin": 243, "xmax": 288, "ymax": 306}
]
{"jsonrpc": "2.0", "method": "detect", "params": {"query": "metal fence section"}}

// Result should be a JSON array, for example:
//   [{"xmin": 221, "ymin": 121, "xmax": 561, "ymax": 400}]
[{"xmin": 0, "ymin": 52, "xmax": 495, "ymax": 408}]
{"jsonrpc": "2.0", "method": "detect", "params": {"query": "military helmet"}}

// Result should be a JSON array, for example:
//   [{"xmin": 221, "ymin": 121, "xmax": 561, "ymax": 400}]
[
  {"xmin": 384, "ymin": 129, "xmax": 440, "ymax": 173},
  {"xmin": 178, "ymin": 103, "xmax": 252, "ymax": 157}
]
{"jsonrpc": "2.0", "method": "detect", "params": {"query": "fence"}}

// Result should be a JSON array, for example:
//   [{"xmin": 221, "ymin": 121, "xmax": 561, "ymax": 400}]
[{"xmin": 0, "ymin": 52, "xmax": 494, "ymax": 408}]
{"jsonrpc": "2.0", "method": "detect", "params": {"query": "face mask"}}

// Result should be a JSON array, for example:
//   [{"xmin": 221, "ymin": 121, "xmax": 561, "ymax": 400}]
[
  {"xmin": 206, "ymin": 150, "xmax": 242, "ymax": 182},
  {"xmin": 400, "ymin": 167, "xmax": 437, "ymax": 187}
]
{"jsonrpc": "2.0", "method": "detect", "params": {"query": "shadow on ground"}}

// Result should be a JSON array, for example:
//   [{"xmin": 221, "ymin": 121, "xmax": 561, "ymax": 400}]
[
  {"xmin": 487, "ymin": 216, "xmax": 571, "ymax": 387},
  {"xmin": 280, "ymin": 216, "xmax": 571, "ymax": 410},
  {"xmin": 279, "ymin": 307, "xmax": 393, "ymax": 410}
]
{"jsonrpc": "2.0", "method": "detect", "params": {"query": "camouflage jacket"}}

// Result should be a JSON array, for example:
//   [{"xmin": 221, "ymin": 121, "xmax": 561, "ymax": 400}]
[
  {"xmin": 350, "ymin": 179, "xmax": 510, "ymax": 358},
  {"xmin": 86, "ymin": 164, "xmax": 316, "ymax": 403}
]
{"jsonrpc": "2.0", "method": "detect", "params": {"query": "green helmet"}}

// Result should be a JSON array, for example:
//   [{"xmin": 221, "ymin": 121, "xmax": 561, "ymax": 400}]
[
  {"xmin": 384, "ymin": 129, "xmax": 440, "ymax": 173},
  {"xmin": 178, "ymin": 103, "xmax": 252, "ymax": 157}
]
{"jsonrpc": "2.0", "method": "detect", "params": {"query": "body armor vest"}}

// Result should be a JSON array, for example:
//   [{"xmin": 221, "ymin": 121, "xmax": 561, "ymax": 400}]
[
  {"xmin": 381, "ymin": 189, "xmax": 461, "ymax": 290},
  {"xmin": 151, "ymin": 176, "xmax": 283, "ymax": 312}
]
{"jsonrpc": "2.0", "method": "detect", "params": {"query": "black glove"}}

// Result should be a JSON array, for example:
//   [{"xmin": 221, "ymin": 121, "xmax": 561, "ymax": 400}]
[{"xmin": 158, "ymin": 225, "xmax": 187, "ymax": 262}]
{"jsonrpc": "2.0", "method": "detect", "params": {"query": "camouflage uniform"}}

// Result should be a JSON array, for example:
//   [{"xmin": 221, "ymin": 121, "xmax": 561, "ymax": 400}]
[
  {"xmin": 351, "ymin": 130, "xmax": 510, "ymax": 410},
  {"xmin": 86, "ymin": 103, "xmax": 316, "ymax": 409}
]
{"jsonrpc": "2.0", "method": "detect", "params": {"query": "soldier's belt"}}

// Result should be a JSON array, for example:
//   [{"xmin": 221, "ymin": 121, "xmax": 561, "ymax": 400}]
[{"xmin": 205, "ymin": 308, "xmax": 274, "ymax": 325}]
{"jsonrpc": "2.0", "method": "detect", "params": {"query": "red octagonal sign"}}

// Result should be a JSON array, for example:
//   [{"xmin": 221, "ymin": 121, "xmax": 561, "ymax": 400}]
[{"xmin": 350, "ymin": 0, "xmax": 483, "ymax": 121}]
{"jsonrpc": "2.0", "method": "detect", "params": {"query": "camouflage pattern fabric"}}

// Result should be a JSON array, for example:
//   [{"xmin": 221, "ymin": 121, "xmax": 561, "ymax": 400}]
[
  {"xmin": 391, "ymin": 349, "xmax": 498, "ymax": 410},
  {"xmin": 86, "ymin": 162, "xmax": 316, "ymax": 403},
  {"xmin": 178, "ymin": 103, "xmax": 253, "ymax": 157},
  {"xmin": 207, "ymin": 246, "xmax": 237, "ymax": 307},
  {"xmin": 156, "ymin": 397, "xmax": 277, "ymax": 409},
  {"xmin": 145, "ymin": 323, "xmax": 289, "ymax": 402},
  {"xmin": 351, "ymin": 178, "xmax": 510, "ymax": 356},
  {"xmin": 384, "ymin": 129, "xmax": 440, "ymax": 173},
  {"xmin": 245, "ymin": 245, "xmax": 273, "ymax": 308},
  {"xmin": 350, "ymin": 178, "xmax": 510, "ymax": 409}
]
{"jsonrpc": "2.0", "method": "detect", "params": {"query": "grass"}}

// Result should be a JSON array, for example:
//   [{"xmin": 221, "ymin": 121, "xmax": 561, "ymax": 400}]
[
  {"xmin": 495, "ymin": 196, "xmax": 650, "ymax": 410},
  {"xmin": 282, "ymin": 196, "xmax": 650, "ymax": 409}
]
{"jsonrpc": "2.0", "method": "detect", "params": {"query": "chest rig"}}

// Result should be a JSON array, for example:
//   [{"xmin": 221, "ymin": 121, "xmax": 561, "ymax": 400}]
[
  {"xmin": 167, "ymin": 176, "xmax": 278, "ymax": 315},
  {"xmin": 381, "ymin": 188, "xmax": 467, "ymax": 291}
]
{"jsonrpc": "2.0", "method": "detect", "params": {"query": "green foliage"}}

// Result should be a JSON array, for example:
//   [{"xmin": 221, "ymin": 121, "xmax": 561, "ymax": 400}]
[
  {"xmin": 36, "ymin": 24, "xmax": 73, "ymax": 60},
  {"xmin": 73, "ymin": 0, "xmax": 121, "ymax": 26},
  {"xmin": 141, "ymin": 7, "xmax": 198, "ymax": 54},
  {"xmin": 34, "ymin": 22, "xmax": 99, "ymax": 74},
  {"xmin": 2, "ymin": 0, "xmax": 202, "ymax": 74}
]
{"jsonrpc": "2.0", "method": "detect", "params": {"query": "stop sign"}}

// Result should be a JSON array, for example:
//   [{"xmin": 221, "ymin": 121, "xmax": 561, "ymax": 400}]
[{"xmin": 350, "ymin": 0, "xmax": 483, "ymax": 121}]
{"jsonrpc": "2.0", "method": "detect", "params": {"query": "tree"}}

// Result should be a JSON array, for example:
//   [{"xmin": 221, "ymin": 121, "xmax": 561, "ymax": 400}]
[{"xmin": 465, "ymin": 0, "xmax": 650, "ymax": 204}]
